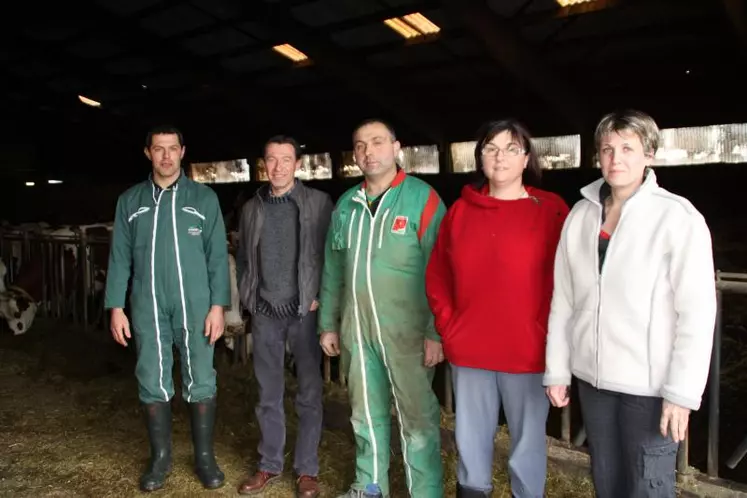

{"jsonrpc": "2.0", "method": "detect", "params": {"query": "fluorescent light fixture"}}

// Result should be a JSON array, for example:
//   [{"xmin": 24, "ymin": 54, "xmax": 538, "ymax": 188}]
[
  {"xmin": 272, "ymin": 44, "xmax": 309, "ymax": 62},
  {"xmin": 384, "ymin": 12, "xmax": 440, "ymax": 39},
  {"xmin": 384, "ymin": 18, "xmax": 420, "ymax": 39},
  {"xmin": 25, "ymin": 182, "xmax": 35, "ymax": 187},
  {"xmin": 402, "ymin": 13, "xmax": 440, "ymax": 35},
  {"xmin": 556, "ymin": 0, "xmax": 595, "ymax": 6},
  {"xmin": 48, "ymin": 179, "xmax": 63, "ymax": 184},
  {"xmin": 78, "ymin": 95, "xmax": 102, "ymax": 107}
]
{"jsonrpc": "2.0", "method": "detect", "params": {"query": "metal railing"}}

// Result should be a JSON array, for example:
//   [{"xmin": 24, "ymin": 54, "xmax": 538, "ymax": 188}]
[{"xmin": 0, "ymin": 226, "xmax": 112, "ymax": 332}]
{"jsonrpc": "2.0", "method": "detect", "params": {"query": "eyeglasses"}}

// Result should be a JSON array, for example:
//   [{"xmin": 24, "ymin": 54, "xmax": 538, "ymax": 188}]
[{"xmin": 481, "ymin": 145, "xmax": 525, "ymax": 158}]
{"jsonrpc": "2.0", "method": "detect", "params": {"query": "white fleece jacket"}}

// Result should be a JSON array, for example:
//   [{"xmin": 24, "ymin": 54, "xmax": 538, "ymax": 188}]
[{"xmin": 543, "ymin": 170, "xmax": 717, "ymax": 411}]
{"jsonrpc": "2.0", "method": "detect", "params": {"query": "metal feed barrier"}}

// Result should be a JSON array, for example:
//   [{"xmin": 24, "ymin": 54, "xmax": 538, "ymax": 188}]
[{"xmin": 0, "ymin": 225, "xmax": 113, "ymax": 332}]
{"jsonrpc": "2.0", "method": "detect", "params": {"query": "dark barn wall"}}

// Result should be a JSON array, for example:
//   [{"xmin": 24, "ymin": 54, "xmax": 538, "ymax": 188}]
[{"xmin": 1, "ymin": 164, "xmax": 745, "ymax": 270}]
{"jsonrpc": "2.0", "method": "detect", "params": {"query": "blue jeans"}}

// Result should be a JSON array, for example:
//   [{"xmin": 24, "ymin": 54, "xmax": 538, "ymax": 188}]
[
  {"xmin": 451, "ymin": 365, "xmax": 549, "ymax": 497},
  {"xmin": 577, "ymin": 378, "xmax": 679, "ymax": 498}
]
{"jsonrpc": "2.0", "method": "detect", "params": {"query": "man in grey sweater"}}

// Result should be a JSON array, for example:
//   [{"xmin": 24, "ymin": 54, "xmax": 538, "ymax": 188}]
[{"xmin": 235, "ymin": 135, "xmax": 333, "ymax": 498}]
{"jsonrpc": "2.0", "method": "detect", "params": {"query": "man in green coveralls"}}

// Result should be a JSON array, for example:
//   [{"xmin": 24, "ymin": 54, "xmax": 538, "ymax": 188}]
[
  {"xmin": 105, "ymin": 125, "xmax": 230, "ymax": 492},
  {"xmin": 319, "ymin": 119, "xmax": 447, "ymax": 498}
]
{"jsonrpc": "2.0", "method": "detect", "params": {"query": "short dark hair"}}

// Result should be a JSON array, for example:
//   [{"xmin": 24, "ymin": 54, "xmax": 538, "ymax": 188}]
[
  {"xmin": 145, "ymin": 124, "xmax": 184, "ymax": 148},
  {"xmin": 352, "ymin": 118, "xmax": 397, "ymax": 143},
  {"xmin": 473, "ymin": 119, "xmax": 541, "ymax": 188},
  {"xmin": 264, "ymin": 135, "xmax": 302, "ymax": 160}
]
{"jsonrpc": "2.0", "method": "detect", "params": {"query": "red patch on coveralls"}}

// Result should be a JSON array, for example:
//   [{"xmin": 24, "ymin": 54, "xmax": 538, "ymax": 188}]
[{"xmin": 391, "ymin": 216, "xmax": 408, "ymax": 234}]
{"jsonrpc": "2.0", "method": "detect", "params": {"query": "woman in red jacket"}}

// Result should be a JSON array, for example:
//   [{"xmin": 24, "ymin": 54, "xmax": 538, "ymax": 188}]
[{"xmin": 426, "ymin": 119, "xmax": 569, "ymax": 498}]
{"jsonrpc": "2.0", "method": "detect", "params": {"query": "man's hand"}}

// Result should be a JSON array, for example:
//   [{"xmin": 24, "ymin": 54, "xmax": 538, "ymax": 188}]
[
  {"xmin": 204, "ymin": 305, "xmax": 225, "ymax": 345},
  {"xmin": 423, "ymin": 338, "xmax": 444, "ymax": 368},
  {"xmin": 310, "ymin": 299, "xmax": 319, "ymax": 312},
  {"xmin": 660, "ymin": 400, "xmax": 691, "ymax": 443},
  {"xmin": 110, "ymin": 308, "xmax": 131, "ymax": 347},
  {"xmin": 320, "ymin": 332, "xmax": 340, "ymax": 357},
  {"xmin": 546, "ymin": 385, "xmax": 570, "ymax": 408}
]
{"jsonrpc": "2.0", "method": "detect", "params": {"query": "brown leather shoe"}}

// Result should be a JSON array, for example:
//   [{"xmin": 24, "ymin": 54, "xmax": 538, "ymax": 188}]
[
  {"xmin": 237, "ymin": 471, "xmax": 280, "ymax": 495},
  {"xmin": 296, "ymin": 475, "xmax": 320, "ymax": 498}
]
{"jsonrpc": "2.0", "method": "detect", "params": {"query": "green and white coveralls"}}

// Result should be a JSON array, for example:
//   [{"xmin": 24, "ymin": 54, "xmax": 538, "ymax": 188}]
[
  {"xmin": 319, "ymin": 169, "xmax": 446, "ymax": 497},
  {"xmin": 105, "ymin": 171, "xmax": 230, "ymax": 404}
]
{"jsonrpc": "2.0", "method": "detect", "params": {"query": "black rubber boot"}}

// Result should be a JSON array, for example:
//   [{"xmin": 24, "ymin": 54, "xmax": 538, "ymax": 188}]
[
  {"xmin": 139, "ymin": 401, "xmax": 172, "ymax": 492},
  {"xmin": 456, "ymin": 483, "xmax": 491, "ymax": 498},
  {"xmin": 188, "ymin": 395, "xmax": 225, "ymax": 489}
]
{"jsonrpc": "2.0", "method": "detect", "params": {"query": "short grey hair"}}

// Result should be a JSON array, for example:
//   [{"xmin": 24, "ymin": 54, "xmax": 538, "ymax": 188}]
[{"xmin": 594, "ymin": 109, "xmax": 661, "ymax": 155}]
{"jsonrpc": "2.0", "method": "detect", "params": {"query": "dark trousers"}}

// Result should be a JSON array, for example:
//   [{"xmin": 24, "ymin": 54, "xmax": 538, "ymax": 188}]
[
  {"xmin": 577, "ymin": 378, "xmax": 679, "ymax": 498},
  {"xmin": 252, "ymin": 310, "xmax": 323, "ymax": 476}
]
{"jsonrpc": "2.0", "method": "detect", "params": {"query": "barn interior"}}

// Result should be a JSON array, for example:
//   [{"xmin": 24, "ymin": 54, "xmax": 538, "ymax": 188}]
[{"xmin": 1, "ymin": 0, "xmax": 747, "ymax": 496}]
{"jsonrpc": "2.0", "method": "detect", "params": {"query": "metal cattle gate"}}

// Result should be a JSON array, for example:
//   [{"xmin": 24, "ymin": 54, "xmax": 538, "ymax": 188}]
[{"xmin": 0, "ymin": 225, "xmax": 113, "ymax": 332}]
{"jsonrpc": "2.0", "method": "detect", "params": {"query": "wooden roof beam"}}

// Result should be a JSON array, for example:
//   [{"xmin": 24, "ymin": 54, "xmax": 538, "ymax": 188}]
[{"xmin": 444, "ymin": 0, "xmax": 588, "ymax": 134}]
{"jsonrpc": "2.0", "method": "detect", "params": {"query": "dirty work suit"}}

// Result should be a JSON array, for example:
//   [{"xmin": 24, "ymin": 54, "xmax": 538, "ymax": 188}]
[
  {"xmin": 105, "ymin": 172, "xmax": 230, "ymax": 402},
  {"xmin": 105, "ymin": 170, "xmax": 230, "ymax": 491},
  {"xmin": 318, "ymin": 169, "xmax": 446, "ymax": 498}
]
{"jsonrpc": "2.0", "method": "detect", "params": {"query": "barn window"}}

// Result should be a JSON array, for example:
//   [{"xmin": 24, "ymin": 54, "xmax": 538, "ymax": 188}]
[
  {"xmin": 650, "ymin": 123, "xmax": 747, "ymax": 166},
  {"xmin": 341, "ymin": 151, "xmax": 362, "ymax": 177},
  {"xmin": 399, "ymin": 145, "xmax": 440, "ymax": 174},
  {"xmin": 190, "ymin": 159, "xmax": 251, "ymax": 183}
]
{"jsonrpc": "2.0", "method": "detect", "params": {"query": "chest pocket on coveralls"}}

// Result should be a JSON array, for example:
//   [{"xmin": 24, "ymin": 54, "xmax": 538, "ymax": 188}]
[
  {"xmin": 128, "ymin": 206, "xmax": 151, "ymax": 250},
  {"xmin": 379, "ymin": 210, "xmax": 418, "ymax": 271},
  {"xmin": 331, "ymin": 209, "xmax": 357, "ymax": 251},
  {"xmin": 181, "ymin": 206, "xmax": 206, "ymax": 253}
]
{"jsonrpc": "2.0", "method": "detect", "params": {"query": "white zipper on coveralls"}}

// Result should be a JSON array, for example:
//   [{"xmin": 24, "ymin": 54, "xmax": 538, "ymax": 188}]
[
  {"xmin": 171, "ymin": 186, "xmax": 195, "ymax": 402},
  {"xmin": 150, "ymin": 187, "xmax": 169, "ymax": 401},
  {"xmin": 348, "ymin": 198, "xmax": 380, "ymax": 484},
  {"xmin": 354, "ymin": 189, "xmax": 414, "ymax": 494}
]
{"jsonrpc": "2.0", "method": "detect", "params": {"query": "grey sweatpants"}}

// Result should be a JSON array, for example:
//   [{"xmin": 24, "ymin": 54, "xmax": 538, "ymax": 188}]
[
  {"xmin": 451, "ymin": 365, "xmax": 549, "ymax": 498},
  {"xmin": 252, "ymin": 310, "xmax": 323, "ymax": 476}
]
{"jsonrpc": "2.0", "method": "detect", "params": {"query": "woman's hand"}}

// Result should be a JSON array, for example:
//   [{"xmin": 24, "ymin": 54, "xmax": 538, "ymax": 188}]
[
  {"xmin": 660, "ymin": 400, "xmax": 691, "ymax": 443},
  {"xmin": 546, "ymin": 385, "xmax": 570, "ymax": 407}
]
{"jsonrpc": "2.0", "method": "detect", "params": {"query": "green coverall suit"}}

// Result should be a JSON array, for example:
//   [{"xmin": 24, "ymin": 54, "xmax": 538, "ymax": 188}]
[
  {"xmin": 105, "ymin": 171, "xmax": 230, "ymax": 491},
  {"xmin": 105, "ymin": 172, "xmax": 230, "ymax": 403},
  {"xmin": 319, "ymin": 169, "xmax": 446, "ymax": 498}
]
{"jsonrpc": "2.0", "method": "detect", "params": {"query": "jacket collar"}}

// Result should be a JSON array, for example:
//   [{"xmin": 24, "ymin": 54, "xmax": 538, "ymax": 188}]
[
  {"xmin": 580, "ymin": 167, "xmax": 658, "ymax": 207},
  {"xmin": 360, "ymin": 167, "xmax": 406, "ymax": 191},
  {"xmin": 150, "ymin": 168, "xmax": 186, "ymax": 203},
  {"xmin": 256, "ymin": 178, "xmax": 304, "ymax": 203},
  {"xmin": 459, "ymin": 182, "xmax": 538, "ymax": 208}
]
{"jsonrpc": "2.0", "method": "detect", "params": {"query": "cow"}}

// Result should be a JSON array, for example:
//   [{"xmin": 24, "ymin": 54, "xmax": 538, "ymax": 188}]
[
  {"xmin": 0, "ymin": 222, "xmax": 83, "ymax": 334},
  {"xmin": 0, "ymin": 258, "xmax": 38, "ymax": 335}
]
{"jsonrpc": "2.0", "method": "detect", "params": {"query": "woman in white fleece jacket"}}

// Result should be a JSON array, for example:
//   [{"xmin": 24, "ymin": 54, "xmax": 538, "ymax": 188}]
[{"xmin": 543, "ymin": 109, "xmax": 717, "ymax": 498}]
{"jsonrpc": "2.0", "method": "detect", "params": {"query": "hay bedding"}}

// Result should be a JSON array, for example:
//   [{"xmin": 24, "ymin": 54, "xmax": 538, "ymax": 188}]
[{"xmin": 0, "ymin": 318, "xmax": 593, "ymax": 497}]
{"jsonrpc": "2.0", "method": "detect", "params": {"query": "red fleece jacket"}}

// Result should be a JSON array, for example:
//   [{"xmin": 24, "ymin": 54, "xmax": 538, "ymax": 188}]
[{"xmin": 425, "ymin": 183, "xmax": 569, "ymax": 373}]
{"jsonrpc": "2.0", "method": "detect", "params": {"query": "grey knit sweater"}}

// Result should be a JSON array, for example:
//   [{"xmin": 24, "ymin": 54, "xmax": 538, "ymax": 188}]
[{"xmin": 256, "ymin": 186, "xmax": 300, "ymax": 318}]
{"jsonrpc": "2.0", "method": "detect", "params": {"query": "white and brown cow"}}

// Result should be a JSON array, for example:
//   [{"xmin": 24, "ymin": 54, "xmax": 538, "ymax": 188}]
[{"xmin": 0, "ymin": 258, "xmax": 38, "ymax": 335}]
